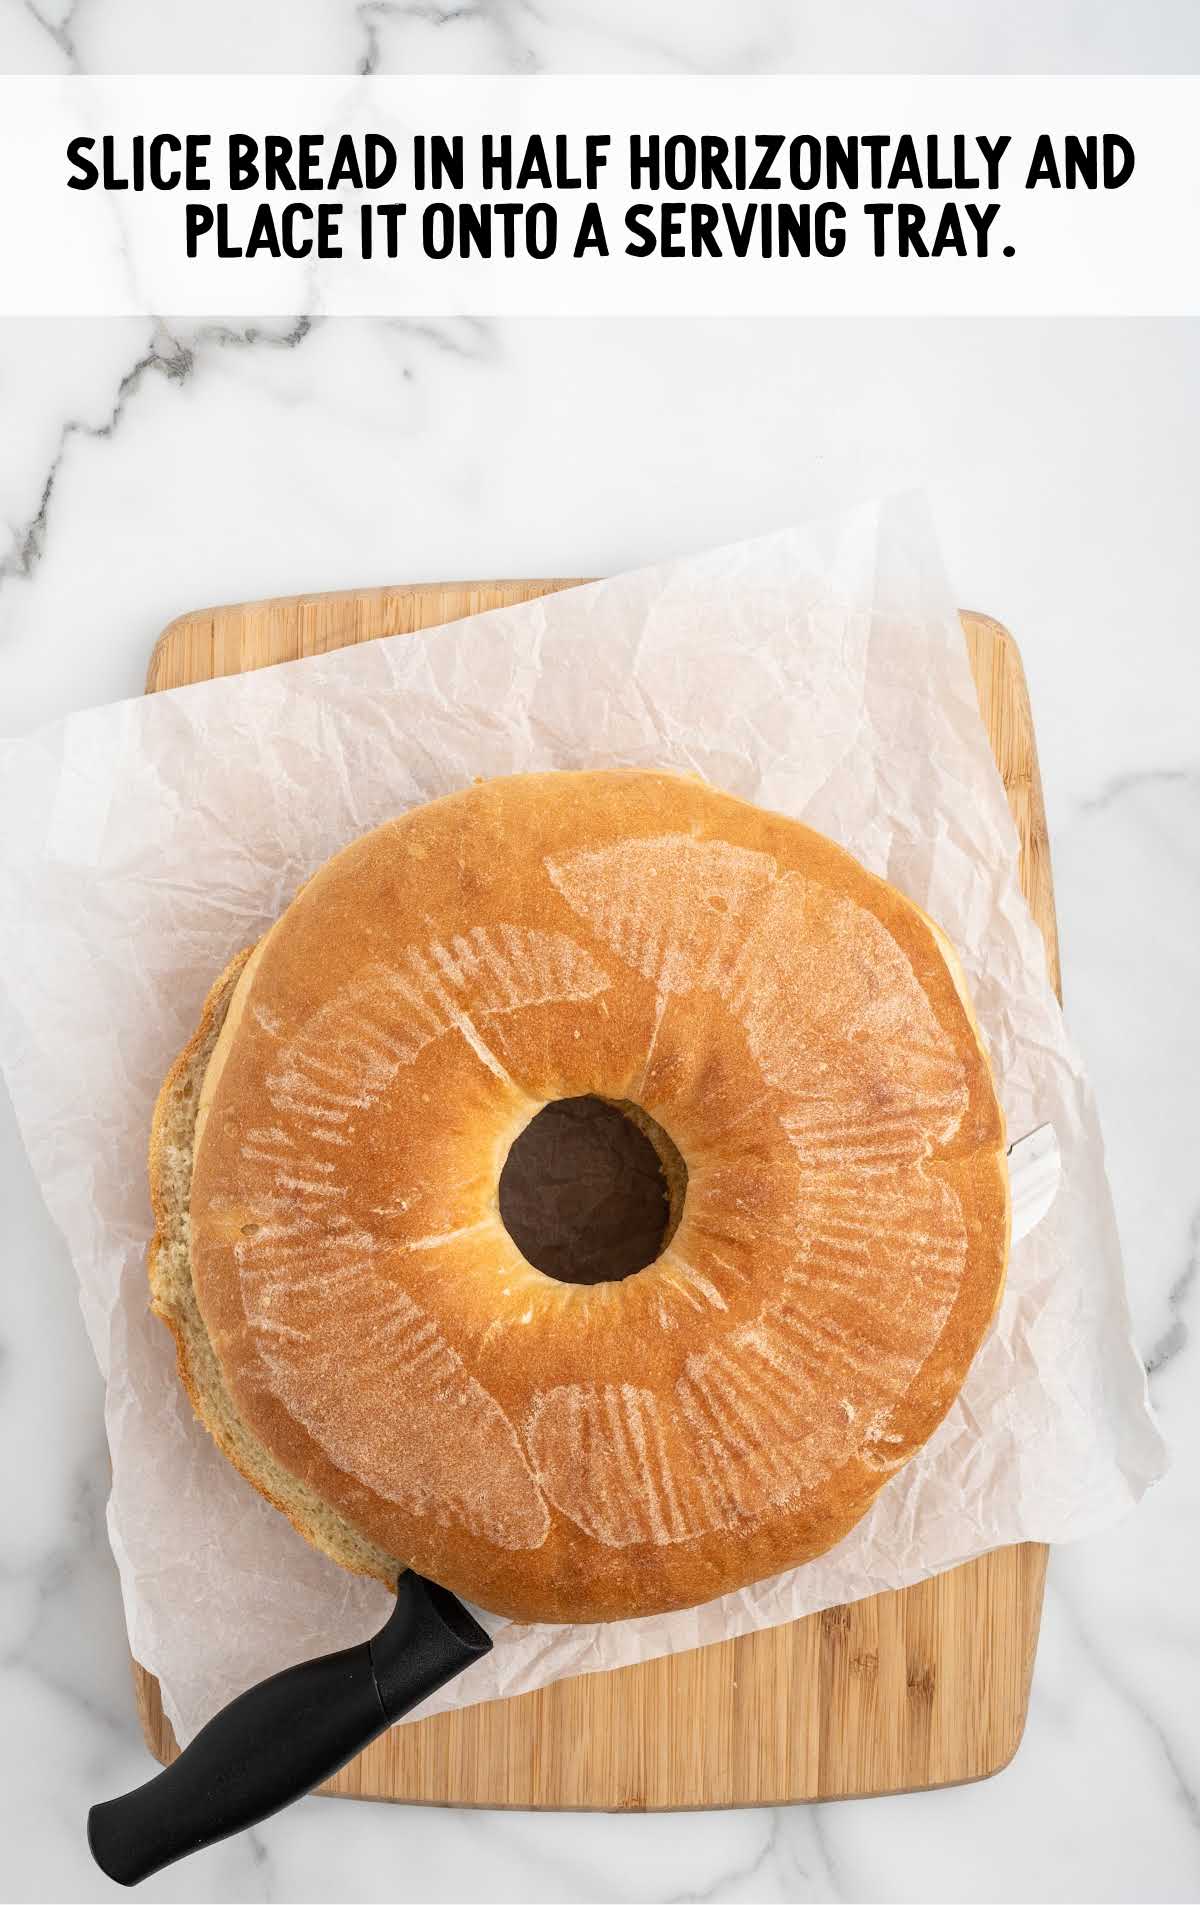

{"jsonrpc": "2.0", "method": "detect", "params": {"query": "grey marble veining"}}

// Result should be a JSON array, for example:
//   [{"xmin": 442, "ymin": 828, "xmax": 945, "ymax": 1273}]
[
  {"xmin": 1, "ymin": 5, "xmax": 1199, "ymax": 1902},
  {"xmin": 10, "ymin": 0, "xmax": 1200, "ymax": 77}
]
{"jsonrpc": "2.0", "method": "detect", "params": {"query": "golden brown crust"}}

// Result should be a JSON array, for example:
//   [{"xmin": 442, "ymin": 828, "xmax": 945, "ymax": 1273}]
[
  {"xmin": 149, "ymin": 949, "xmax": 399, "ymax": 1589},
  {"xmin": 155, "ymin": 770, "xmax": 1008, "ymax": 1622}
]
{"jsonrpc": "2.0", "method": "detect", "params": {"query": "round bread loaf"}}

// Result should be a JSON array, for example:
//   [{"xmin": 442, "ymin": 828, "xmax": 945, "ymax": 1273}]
[{"xmin": 150, "ymin": 769, "xmax": 1008, "ymax": 1622}]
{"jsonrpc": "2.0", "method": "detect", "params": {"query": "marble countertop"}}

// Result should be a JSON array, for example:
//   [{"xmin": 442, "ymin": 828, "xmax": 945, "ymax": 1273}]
[{"xmin": 1, "ymin": 5, "xmax": 1198, "ymax": 1902}]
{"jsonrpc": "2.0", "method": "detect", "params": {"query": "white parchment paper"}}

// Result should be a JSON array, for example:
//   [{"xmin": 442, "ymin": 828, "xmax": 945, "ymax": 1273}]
[{"xmin": 0, "ymin": 495, "xmax": 1165, "ymax": 1746}]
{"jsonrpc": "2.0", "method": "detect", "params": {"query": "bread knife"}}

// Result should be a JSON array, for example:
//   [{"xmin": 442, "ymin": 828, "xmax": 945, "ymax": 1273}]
[
  {"xmin": 1008, "ymin": 1122, "xmax": 1061, "ymax": 1243},
  {"xmin": 87, "ymin": 1571, "xmax": 492, "ymax": 1886},
  {"xmin": 88, "ymin": 1124, "xmax": 1059, "ymax": 1885}
]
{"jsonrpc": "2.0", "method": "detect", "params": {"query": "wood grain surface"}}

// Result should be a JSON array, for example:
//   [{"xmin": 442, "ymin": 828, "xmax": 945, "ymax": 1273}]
[{"xmin": 138, "ymin": 585, "xmax": 1054, "ymax": 1807}]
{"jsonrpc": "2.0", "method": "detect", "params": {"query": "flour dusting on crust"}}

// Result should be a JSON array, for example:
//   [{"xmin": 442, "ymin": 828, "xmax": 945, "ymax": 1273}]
[
  {"xmin": 185, "ymin": 781, "xmax": 1002, "ymax": 1613},
  {"xmin": 265, "ymin": 927, "xmax": 610, "ymax": 1128},
  {"xmin": 237, "ymin": 1214, "xmax": 550, "ymax": 1551}
]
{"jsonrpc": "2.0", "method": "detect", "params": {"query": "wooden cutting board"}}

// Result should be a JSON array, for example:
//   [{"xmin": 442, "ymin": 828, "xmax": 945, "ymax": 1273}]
[{"xmin": 137, "ymin": 584, "xmax": 1055, "ymax": 1808}]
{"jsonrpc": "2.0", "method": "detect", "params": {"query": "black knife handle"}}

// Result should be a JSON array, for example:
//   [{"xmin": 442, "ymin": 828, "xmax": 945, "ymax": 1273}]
[{"xmin": 87, "ymin": 1572, "xmax": 491, "ymax": 1888}]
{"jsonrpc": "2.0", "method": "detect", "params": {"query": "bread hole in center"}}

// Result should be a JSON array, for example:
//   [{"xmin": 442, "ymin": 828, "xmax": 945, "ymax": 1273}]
[{"xmin": 498, "ymin": 1097, "xmax": 687, "ymax": 1286}]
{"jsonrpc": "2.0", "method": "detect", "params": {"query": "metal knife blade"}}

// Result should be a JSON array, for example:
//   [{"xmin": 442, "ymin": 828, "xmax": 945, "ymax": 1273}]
[{"xmin": 1008, "ymin": 1122, "xmax": 1061, "ymax": 1243}]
